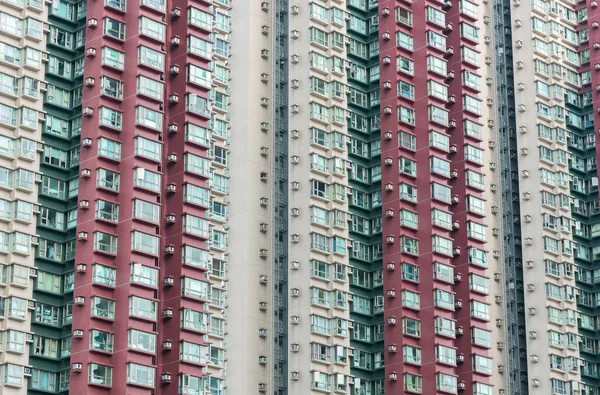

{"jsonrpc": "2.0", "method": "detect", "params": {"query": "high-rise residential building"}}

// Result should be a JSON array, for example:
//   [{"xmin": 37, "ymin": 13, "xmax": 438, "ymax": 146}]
[{"xmin": 0, "ymin": 0, "xmax": 600, "ymax": 393}]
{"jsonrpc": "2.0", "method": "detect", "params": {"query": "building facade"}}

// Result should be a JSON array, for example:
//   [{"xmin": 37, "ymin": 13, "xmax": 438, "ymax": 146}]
[{"xmin": 0, "ymin": 0, "xmax": 598, "ymax": 393}]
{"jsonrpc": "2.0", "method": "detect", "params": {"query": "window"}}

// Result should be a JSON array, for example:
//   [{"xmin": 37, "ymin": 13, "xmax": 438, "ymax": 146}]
[
  {"xmin": 427, "ymin": 80, "xmax": 448, "ymax": 100},
  {"xmin": 185, "ymin": 123, "xmax": 210, "ymax": 146},
  {"xmin": 132, "ymin": 199, "xmax": 160, "ymax": 223},
  {"xmin": 431, "ymin": 182, "xmax": 451, "ymax": 202},
  {"xmin": 88, "ymin": 364, "xmax": 112, "ymax": 386},
  {"xmin": 102, "ymin": 46, "xmax": 124, "ymax": 69},
  {"xmin": 181, "ymin": 308, "xmax": 209, "ymax": 332},
  {"xmin": 131, "ymin": 231, "xmax": 159, "ymax": 255},
  {"xmin": 460, "ymin": 22, "xmax": 478, "ymax": 41},
  {"xmin": 436, "ymin": 373, "xmax": 457, "ymax": 393},
  {"xmin": 402, "ymin": 290, "xmax": 420, "ymax": 309},
  {"xmin": 311, "ymin": 315, "xmax": 331, "ymax": 335},
  {"xmin": 94, "ymin": 231, "xmax": 117, "ymax": 254},
  {"xmin": 97, "ymin": 138, "xmax": 121, "ymax": 160},
  {"xmin": 139, "ymin": 16, "xmax": 165, "ymax": 41},
  {"xmin": 470, "ymin": 300, "xmax": 490, "ymax": 320},
  {"xmin": 434, "ymin": 288, "xmax": 455, "ymax": 309},
  {"xmin": 138, "ymin": 45, "xmax": 164, "ymax": 70},
  {"xmin": 435, "ymin": 344, "xmax": 456, "ymax": 364},
  {"xmin": 461, "ymin": 46, "xmax": 480, "ymax": 66},
  {"xmin": 133, "ymin": 168, "xmax": 160, "ymax": 191},
  {"xmin": 474, "ymin": 382, "xmax": 493, "ymax": 395},
  {"xmin": 434, "ymin": 316, "xmax": 455, "ymax": 337},
  {"xmin": 428, "ymin": 105, "xmax": 448, "ymax": 126},
  {"xmin": 397, "ymin": 55, "xmax": 414, "ymax": 75},
  {"xmin": 6, "ymin": 331, "xmax": 24, "ymax": 353},
  {"xmin": 469, "ymin": 274, "xmax": 488, "ymax": 294},
  {"xmin": 188, "ymin": 6, "xmax": 211, "ymax": 30},
  {"xmin": 99, "ymin": 106, "xmax": 122, "ymax": 130},
  {"xmin": 427, "ymin": 30, "xmax": 446, "ymax": 50},
  {"xmin": 426, "ymin": 6, "xmax": 445, "ymax": 25},
  {"xmin": 472, "ymin": 327, "xmax": 491, "ymax": 347},
  {"xmin": 34, "ymin": 303, "xmax": 59, "ymax": 326},
  {"xmin": 432, "ymin": 235, "xmax": 453, "ymax": 256},
  {"xmin": 400, "ymin": 210, "xmax": 418, "ymax": 229},
  {"xmin": 130, "ymin": 263, "xmax": 158, "ymax": 288},
  {"xmin": 95, "ymin": 199, "xmax": 118, "ymax": 222},
  {"xmin": 187, "ymin": 64, "xmax": 211, "ymax": 88},
  {"xmin": 404, "ymin": 373, "xmax": 422, "ymax": 393},
  {"xmin": 467, "ymin": 221, "xmax": 486, "ymax": 241},
  {"xmin": 466, "ymin": 170, "xmax": 484, "ymax": 189},
  {"xmin": 180, "ymin": 341, "xmax": 208, "ymax": 364},
  {"xmin": 463, "ymin": 95, "xmax": 481, "ymax": 114},
  {"xmin": 188, "ymin": 35, "xmax": 212, "ymax": 58},
  {"xmin": 135, "ymin": 106, "xmax": 163, "ymax": 130},
  {"xmin": 103, "ymin": 17, "xmax": 125, "ymax": 40},
  {"xmin": 473, "ymin": 355, "xmax": 492, "ymax": 374},
  {"xmin": 403, "ymin": 345, "xmax": 421, "ymax": 364},
  {"xmin": 129, "ymin": 296, "xmax": 156, "ymax": 320},
  {"xmin": 398, "ymin": 105, "xmax": 415, "ymax": 124},
  {"xmin": 91, "ymin": 297, "xmax": 115, "ymax": 320},
  {"xmin": 92, "ymin": 264, "xmax": 116, "ymax": 287},
  {"xmin": 90, "ymin": 329, "xmax": 114, "ymax": 352},
  {"xmin": 134, "ymin": 137, "xmax": 162, "ymax": 161},
  {"xmin": 4, "ymin": 364, "xmax": 22, "ymax": 386},
  {"xmin": 182, "ymin": 277, "xmax": 209, "ymax": 300},
  {"xmin": 396, "ymin": 31, "xmax": 414, "ymax": 50},
  {"xmin": 137, "ymin": 75, "xmax": 163, "ymax": 101},
  {"xmin": 402, "ymin": 317, "xmax": 420, "ymax": 336},
  {"xmin": 468, "ymin": 247, "xmax": 487, "ymax": 267},
  {"xmin": 184, "ymin": 153, "xmax": 210, "ymax": 176},
  {"xmin": 180, "ymin": 375, "xmax": 205, "ymax": 395},
  {"xmin": 37, "ymin": 271, "xmax": 61, "ymax": 293},
  {"xmin": 127, "ymin": 363, "xmax": 155, "ymax": 387},
  {"xmin": 427, "ymin": 55, "xmax": 447, "ymax": 76}
]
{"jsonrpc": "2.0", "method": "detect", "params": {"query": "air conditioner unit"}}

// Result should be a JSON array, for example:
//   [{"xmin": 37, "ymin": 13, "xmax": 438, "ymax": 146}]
[
  {"xmin": 76, "ymin": 263, "xmax": 86, "ymax": 272},
  {"xmin": 259, "ymin": 356, "xmax": 267, "ymax": 364},
  {"xmin": 87, "ymin": 18, "xmax": 97, "ymax": 27},
  {"xmin": 290, "ymin": 261, "xmax": 299, "ymax": 270},
  {"xmin": 290, "ymin": 316, "xmax": 299, "ymax": 324},
  {"xmin": 163, "ymin": 308, "xmax": 174, "ymax": 318},
  {"xmin": 72, "ymin": 363, "xmax": 82, "ymax": 371},
  {"xmin": 261, "ymin": 25, "xmax": 269, "ymax": 35},
  {"xmin": 261, "ymin": 2, "xmax": 269, "ymax": 11}
]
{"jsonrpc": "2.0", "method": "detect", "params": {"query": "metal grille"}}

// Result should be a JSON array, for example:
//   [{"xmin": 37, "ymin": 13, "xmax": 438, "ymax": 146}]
[{"xmin": 493, "ymin": 1, "xmax": 529, "ymax": 393}]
